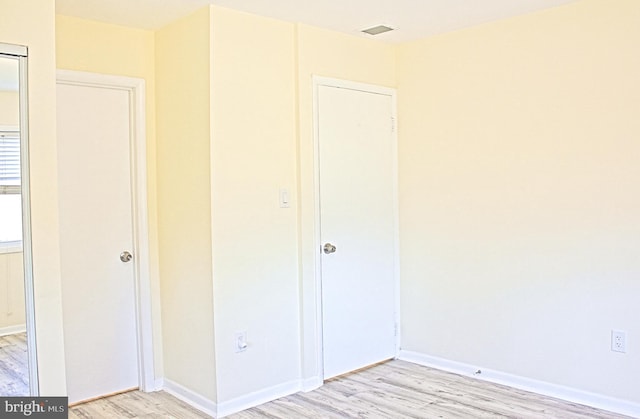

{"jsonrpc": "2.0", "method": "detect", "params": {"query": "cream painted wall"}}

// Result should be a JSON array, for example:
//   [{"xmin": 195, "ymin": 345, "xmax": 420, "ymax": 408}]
[
  {"xmin": 55, "ymin": 14, "xmax": 164, "ymax": 380},
  {"xmin": 296, "ymin": 24, "xmax": 397, "ymax": 382},
  {"xmin": 48, "ymin": 0, "xmax": 639, "ymax": 411},
  {"xmin": 153, "ymin": 7, "xmax": 397, "ymax": 406},
  {"xmin": 0, "ymin": 91, "xmax": 19, "ymax": 125},
  {"xmin": 0, "ymin": 252, "xmax": 25, "ymax": 329},
  {"xmin": 209, "ymin": 6, "xmax": 300, "ymax": 403},
  {"xmin": 397, "ymin": 0, "xmax": 640, "ymax": 404},
  {"xmin": 155, "ymin": 7, "xmax": 217, "ymax": 400},
  {"xmin": 0, "ymin": 0, "xmax": 67, "ymax": 395}
]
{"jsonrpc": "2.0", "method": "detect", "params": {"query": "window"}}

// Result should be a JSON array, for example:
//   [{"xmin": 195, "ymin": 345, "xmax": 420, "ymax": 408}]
[{"xmin": 0, "ymin": 130, "xmax": 22, "ymax": 253}]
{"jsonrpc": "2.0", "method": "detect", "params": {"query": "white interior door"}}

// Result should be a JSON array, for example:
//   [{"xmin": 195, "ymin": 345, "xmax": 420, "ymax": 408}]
[
  {"xmin": 57, "ymin": 82, "xmax": 139, "ymax": 403},
  {"xmin": 318, "ymin": 82, "xmax": 397, "ymax": 379}
]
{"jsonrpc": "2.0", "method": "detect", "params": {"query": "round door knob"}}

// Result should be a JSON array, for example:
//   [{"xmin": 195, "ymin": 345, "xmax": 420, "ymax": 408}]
[
  {"xmin": 120, "ymin": 251, "xmax": 133, "ymax": 263},
  {"xmin": 323, "ymin": 243, "xmax": 337, "ymax": 254}
]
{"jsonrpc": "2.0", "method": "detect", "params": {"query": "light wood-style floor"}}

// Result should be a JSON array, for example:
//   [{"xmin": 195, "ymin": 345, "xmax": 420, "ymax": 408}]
[
  {"xmin": 0, "ymin": 332, "xmax": 29, "ymax": 397},
  {"xmin": 71, "ymin": 360, "xmax": 629, "ymax": 418},
  {"xmin": 69, "ymin": 390, "xmax": 211, "ymax": 418},
  {"xmin": 231, "ymin": 360, "xmax": 629, "ymax": 418}
]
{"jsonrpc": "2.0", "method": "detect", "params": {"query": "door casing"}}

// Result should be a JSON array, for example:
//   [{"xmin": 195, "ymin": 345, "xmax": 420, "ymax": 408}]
[
  {"xmin": 309, "ymin": 76, "xmax": 400, "ymax": 383},
  {"xmin": 0, "ymin": 42, "xmax": 38, "ymax": 396},
  {"xmin": 56, "ymin": 70, "xmax": 155, "ymax": 393}
]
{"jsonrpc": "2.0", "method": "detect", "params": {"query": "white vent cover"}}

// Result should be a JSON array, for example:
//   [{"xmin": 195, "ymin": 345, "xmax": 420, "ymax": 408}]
[{"xmin": 361, "ymin": 25, "xmax": 394, "ymax": 35}]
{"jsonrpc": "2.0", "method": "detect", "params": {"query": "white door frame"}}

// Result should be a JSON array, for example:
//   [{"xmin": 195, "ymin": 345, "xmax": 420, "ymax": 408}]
[
  {"xmin": 310, "ymin": 76, "xmax": 401, "ymax": 382},
  {"xmin": 56, "ymin": 70, "xmax": 155, "ymax": 392},
  {"xmin": 1, "ymin": 42, "xmax": 40, "ymax": 396}
]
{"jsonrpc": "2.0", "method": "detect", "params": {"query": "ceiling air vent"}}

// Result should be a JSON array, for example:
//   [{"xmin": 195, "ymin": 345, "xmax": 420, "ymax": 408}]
[{"xmin": 361, "ymin": 25, "xmax": 394, "ymax": 36}]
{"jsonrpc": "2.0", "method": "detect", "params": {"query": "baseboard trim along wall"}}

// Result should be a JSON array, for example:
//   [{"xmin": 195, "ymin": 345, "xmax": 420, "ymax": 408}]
[
  {"xmin": 163, "ymin": 379, "xmax": 218, "ymax": 418},
  {"xmin": 162, "ymin": 378, "xmax": 307, "ymax": 418},
  {"xmin": 162, "ymin": 352, "xmax": 640, "ymax": 418},
  {"xmin": 398, "ymin": 350, "xmax": 640, "ymax": 418},
  {"xmin": 152, "ymin": 378, "xmax": 165, "ymax": 392},
  {"xmin": 216, "ymin": 379, "xmax": 302, "ymax": 418},
  {"xmin": 301, "ymin": 375, "xmax": 323, "ymax": 392},
  {"xmin": 0, "ymin": 324, "xmax": 26, "ymax": 337}
]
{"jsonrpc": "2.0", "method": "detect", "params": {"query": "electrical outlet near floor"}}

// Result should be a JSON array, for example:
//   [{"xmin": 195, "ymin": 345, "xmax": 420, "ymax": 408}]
[{"xmin": 611, "ymin": 330, "xmax": 627, "ymax": 353}]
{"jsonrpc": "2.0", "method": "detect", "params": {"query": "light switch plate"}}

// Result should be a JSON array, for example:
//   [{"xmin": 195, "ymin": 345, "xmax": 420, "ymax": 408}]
[{"xmin": 279, "ymin": 188, "xmax": 290, "ymax": 208}]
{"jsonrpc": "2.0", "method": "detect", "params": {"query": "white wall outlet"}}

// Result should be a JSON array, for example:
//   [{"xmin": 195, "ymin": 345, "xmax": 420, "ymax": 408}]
[
  {"xmin": 611, "ymin": 330, "xmax": 627, "ymax": 353},
  {"xmin": 235, "ymin": 331, "xmax": 248, "ymax": 353}
]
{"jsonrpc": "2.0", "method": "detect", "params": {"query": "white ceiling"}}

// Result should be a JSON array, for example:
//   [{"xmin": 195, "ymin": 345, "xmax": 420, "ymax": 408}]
[{"xmin": 55, "ymin": 0, "xmax": 579, "ymax": 43}]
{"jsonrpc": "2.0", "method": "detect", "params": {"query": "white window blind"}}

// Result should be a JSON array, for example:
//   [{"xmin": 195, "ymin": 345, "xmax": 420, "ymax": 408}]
[{"xmin": 0, "ymin": 131, "xmax": 20, "ymax": 194}]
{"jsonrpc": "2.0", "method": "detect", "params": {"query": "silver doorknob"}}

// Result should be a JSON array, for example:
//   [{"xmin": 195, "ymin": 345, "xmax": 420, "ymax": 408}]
[
  {"xmin": 323, "ymin": 243, "xmax": 337, "ymax": 254},
  {"xmin": 120, "ymin": 251, "xmax": 133, "ymax": 263}
]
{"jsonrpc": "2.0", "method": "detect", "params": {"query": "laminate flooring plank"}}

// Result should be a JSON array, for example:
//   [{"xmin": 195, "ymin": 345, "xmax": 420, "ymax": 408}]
[
  {"xmin": 355, "ymin": 382, "xmax": 503, "ymax": 418},
  {"xmin": 151, "ymin": 391, "xmax": 212, "ymax": 418},
  {"xmin": 320, "ymin": 379, "xmax": 437, "ymax": 418},
  {"xmin": 291, "ymin": 390, "xmax": 379, "ymax": 418},
  {"xmin": 347, "ymin": 390, "xmax": 446, "ymax": 419},
  {"xmin": 411, "ymin": 364, "xmax": 629, "ymax": 419},
  {"xmin": 103, "ymin": 392, "xmax": 158, "ymax": 417},
  {"xmin": 259, "ymin": 397, "xmax": 338, "ymax": 419},
  {"xmin": 351, "ymin": 369, "xmax": 537, "ymax": 417},
  {"xmin": 305, "ymin": 380, "xmax": 464, "ymax": 419},
  {"xmin": 355, "ymin": 362, "xmax": 627, "ymax": 419},
  {"xmin": 250, "ymin": 406, "xmax": 289, "ymax": 419},
  {"xmin": 0, "ymin": 332, "xmax": 29, "ymax": 396},
  {"xmin": 233, "ymin": 361, "xmax": 630, "ymax": 419},
  {"xmin": 296, "ymin": 386, "xmax": 406, "ymax": 419},
  {"xmin": 79, "ymin": 399, "xmax": 133, "ymax": 418},
  {"xmin": 269, "ymin": 395, "xmax": 346, "ymax": 419},
  {"xmin": 72, "ymin": 361, "xmax": 630, "ymax": 419},
  {"xmin": 0, "ymin": 336, "xmax": 27, "ymax": 366},
  {"xmin": 69, "ymin": 391, "xmax": 212, "ymax": 419},
  {"xmin": 350, "ymin": 367, "xmax": 523, "ymax": 415},
  {"xmin": 69, "ymin": 402, "xmax": 115, "ymax": 419},
  {"xmin": 1, "ymin": 339, "xmax": 27, "ymax": 361},
  {"xmin": 340, "ymin": 375, "xmax": 492, "ymax": 418}
]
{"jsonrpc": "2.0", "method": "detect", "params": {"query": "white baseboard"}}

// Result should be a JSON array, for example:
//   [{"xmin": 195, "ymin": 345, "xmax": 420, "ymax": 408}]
[
  {"xmin": 162, "ymin": 377, "xmax": 306, "ymax": 418},
  {"xmin": 152, "ymin": 377, "xmax": 164, "ymax": 392},
  {"xmin": 0, "ymin": 324, "xmax": 26, "ymax": 337},
  {"xmin": 216, "ymin": 379, "xmax": 301, "ymax": 418},
  {"xmin": 398, "ymin": 350, "xmax": 640, "ymax": 418},
  {"xmin": 163, "ymin": 378, "xmax": 218, "ymax": 418},
  {"xmin": 301, "ymin": 375, "xmax": 322, "ymax": 392}
]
